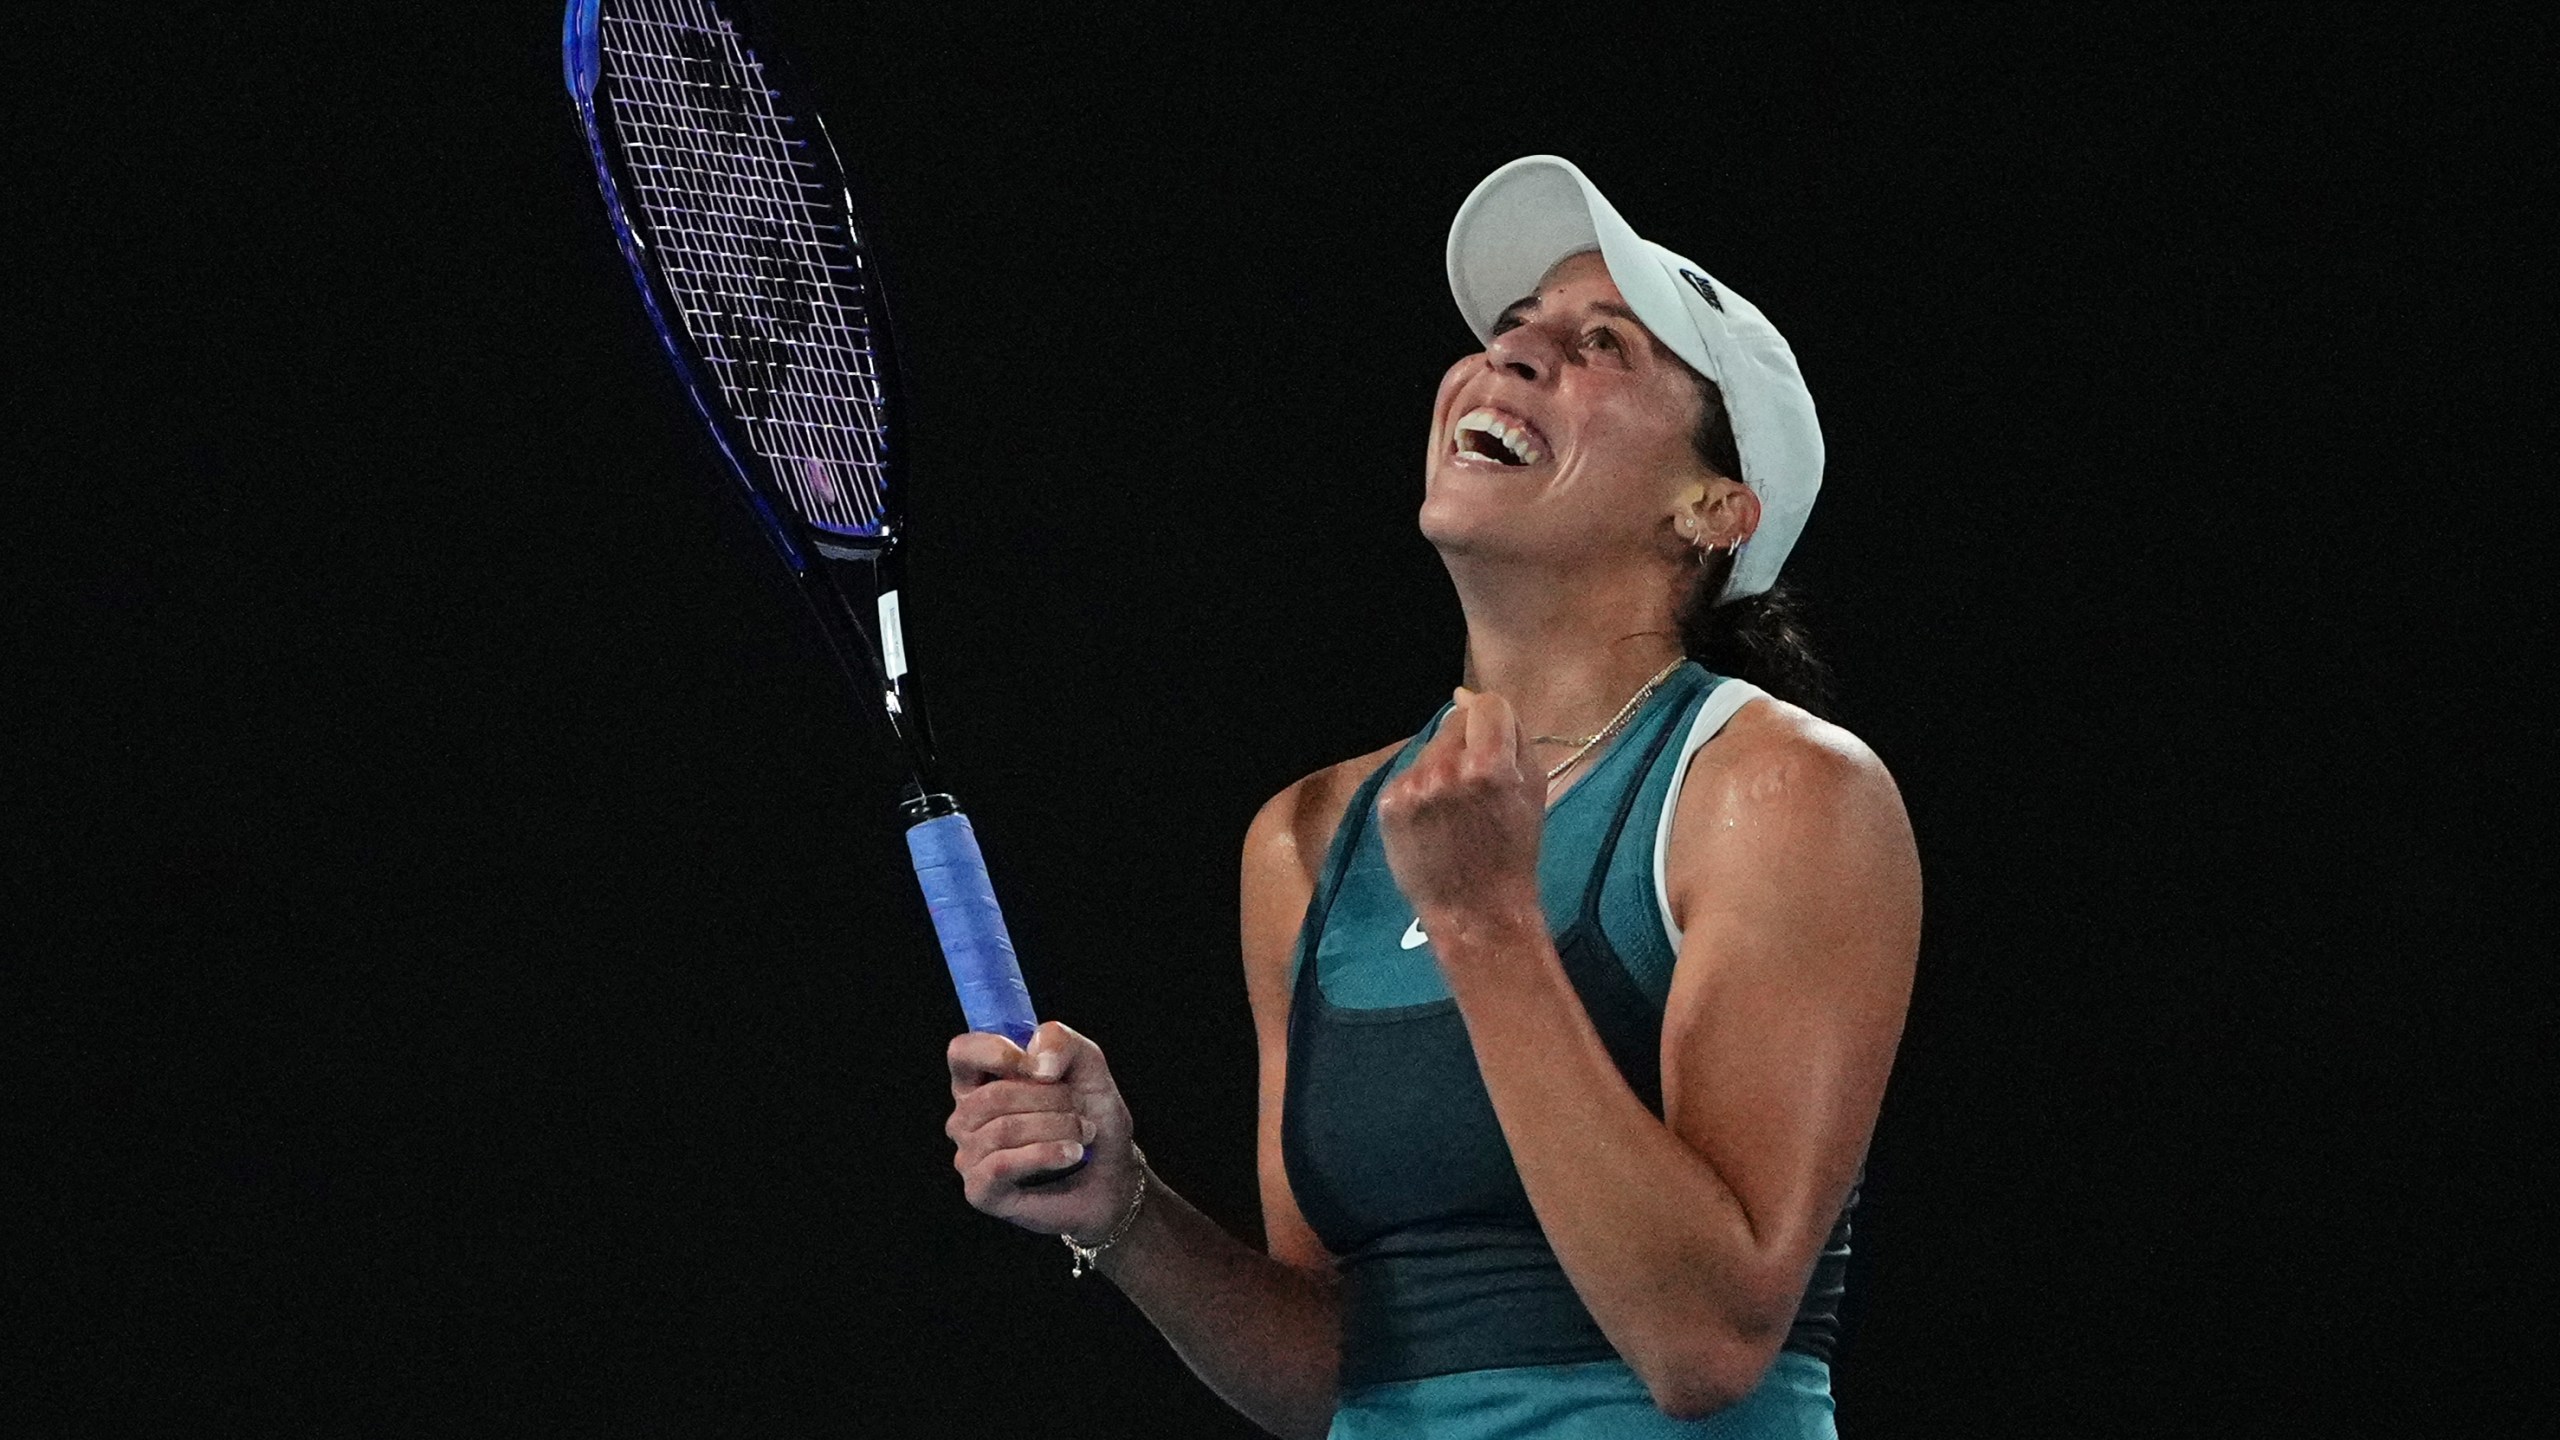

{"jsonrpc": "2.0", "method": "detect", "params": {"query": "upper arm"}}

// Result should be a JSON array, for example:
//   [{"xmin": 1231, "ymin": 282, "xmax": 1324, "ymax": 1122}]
[
  {"xmin": 1241, "ymin": 747, "xmax": 1397, "ymax": 1273},
  {"xmin": 1658, "ymin": 702, "xmax": 1921, "ymax": 1320}
]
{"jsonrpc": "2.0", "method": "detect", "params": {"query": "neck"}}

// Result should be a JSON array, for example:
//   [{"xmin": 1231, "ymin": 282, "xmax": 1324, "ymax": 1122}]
[{"xmin": 1446, "ymin": 550, "xmax": 1687, "ymax": 746}]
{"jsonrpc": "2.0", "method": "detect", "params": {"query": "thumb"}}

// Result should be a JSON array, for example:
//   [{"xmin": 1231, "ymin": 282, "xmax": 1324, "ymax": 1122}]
[
  {"xmin": 1461, "ymin": 688, "xmax": 1524, "ymax": 780},
  {"xmin": 1025, "ymin": 1019, "xmax": 1115, "ymax": 1096}
]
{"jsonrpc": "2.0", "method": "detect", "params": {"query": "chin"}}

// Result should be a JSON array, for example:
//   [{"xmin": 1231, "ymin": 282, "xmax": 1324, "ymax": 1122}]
[
  {"xmin": 1418, "ymin": 500, "xmax": 1531, "ymax": 563},
  {"xmin": 1415, "ymin": 489, "xmax": 1485, "ymax": 552}
]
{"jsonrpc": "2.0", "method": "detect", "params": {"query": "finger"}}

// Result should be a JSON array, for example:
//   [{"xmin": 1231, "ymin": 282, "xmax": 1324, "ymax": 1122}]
[
  {"xmin": 948, "ymin": 1030, "xmax": 1031, "ymax": 1093},
  {"xmin": 947, "ymin": 1077, "xmax": 1082, "ymax": 1138},
  {"xmin": 1382, "ymin": 703, "xmax": 1469, "ymax": 835},
  {"xmin": 1416, "ymin": 692, "xmax": 1474, "ymax": 774},
  {"xmin": 976, "ymin": 1138, "xmax": 1093, "ymax": 1190},
  {"xmin": 1025, "ymin": 1020, "xmax": 1120, "ymax": 1101},
  {"xmin": 956, "ymin": 1108, "xmax": 1093, "ymax": 1156},
  {"xmin": 1462, "ymin": 689, "xmax": 1521, "ymax": 784}
]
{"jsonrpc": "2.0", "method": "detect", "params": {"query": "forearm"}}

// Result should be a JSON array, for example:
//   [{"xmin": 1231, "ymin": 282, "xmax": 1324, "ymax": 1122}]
[
  {"xmin": 1092, "ymin": 1161, "xmax": 1342, "ymax": 1440},
  {"xmin": 1428, "ymin": 906, "xmax": 1780, "ymax": 1407}
]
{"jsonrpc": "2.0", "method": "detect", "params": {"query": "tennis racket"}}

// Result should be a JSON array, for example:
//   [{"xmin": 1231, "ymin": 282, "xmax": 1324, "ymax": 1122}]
[{"xmin": 563, "ymin": 0, "xmax": 1038, "ymax": 1048}]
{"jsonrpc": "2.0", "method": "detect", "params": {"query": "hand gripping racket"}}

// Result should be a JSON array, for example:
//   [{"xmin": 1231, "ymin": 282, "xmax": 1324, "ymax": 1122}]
[{"xmin": 563, "ymin": 0, "xmax": 1037, "ymax": 1047}]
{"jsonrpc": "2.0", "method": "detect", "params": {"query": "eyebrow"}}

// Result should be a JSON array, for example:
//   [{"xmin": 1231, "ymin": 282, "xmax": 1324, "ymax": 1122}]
[{"xmin": 1492, "ymin": 295, "xmax": 1662, "ymax": 355}]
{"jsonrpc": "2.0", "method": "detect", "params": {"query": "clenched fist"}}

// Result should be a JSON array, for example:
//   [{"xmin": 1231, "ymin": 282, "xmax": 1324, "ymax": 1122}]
[
  {"xmin": 1375, "ymin": 687, "xmax": 1547, "ymax": 940},
  {"xmin": 945, "ymin": 1020, "xmax": 1139, "ymax": 1240}
]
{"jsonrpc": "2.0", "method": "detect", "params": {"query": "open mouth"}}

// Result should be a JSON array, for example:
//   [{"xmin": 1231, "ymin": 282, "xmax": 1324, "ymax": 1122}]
[{"xmin": 1451, "ymin": 408, "xmax": 1545, "ymax": 466}]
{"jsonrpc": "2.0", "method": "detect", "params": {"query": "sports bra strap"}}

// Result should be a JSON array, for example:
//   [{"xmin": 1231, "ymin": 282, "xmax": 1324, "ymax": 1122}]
[
  {"xmin": 1294, "ymin": 726, "xmax": 1431, "ymax": 991},
  {"xmin": 1571, "ymin": 675, "xmax": 1708, "ymax": 925}
]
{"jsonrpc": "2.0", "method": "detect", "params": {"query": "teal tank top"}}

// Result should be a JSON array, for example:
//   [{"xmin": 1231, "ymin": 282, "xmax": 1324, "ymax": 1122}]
[{"xmin": 1281, "ymin": 666, "xmax": 1853, "ymax": 1435}]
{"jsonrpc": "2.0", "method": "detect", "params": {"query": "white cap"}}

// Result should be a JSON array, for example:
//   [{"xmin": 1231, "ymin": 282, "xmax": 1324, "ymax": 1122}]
[{"xmin": 1446, "ymin": 155, "xmax": 1823, "ymax": 602}]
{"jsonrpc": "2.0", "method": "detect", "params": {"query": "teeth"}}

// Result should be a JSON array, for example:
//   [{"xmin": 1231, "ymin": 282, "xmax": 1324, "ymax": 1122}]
[{"xmin": 1454, "ymin": 409, "xmax": 1542, "ymax": 465}]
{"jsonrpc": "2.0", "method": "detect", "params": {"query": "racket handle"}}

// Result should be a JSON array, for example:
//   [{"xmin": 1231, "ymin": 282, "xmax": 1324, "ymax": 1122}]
[{"xmin": 904, "ymin": 811, "xmax": 1038, "ymax": 1048}]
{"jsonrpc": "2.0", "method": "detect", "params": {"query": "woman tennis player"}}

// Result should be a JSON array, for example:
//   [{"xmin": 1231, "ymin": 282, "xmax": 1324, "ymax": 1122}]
[{"xmin": 943, "ymin": 156, "xmax": 1920, "ymax": 1439}]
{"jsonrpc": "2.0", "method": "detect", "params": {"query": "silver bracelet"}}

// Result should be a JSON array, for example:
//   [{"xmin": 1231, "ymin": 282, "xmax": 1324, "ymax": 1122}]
[{"xmin": 1060, "ymin": 1142, "xmax": 1148, "ymax": 1278}]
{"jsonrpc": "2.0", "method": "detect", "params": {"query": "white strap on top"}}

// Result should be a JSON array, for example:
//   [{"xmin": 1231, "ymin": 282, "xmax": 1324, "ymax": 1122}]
[{"xmin": 1652, "ymin": 679, "xmax": 1770, "ymax": 953}]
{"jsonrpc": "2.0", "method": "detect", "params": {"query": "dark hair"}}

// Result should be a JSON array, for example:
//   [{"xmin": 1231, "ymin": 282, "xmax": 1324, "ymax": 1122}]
[{"xmin": 1672, "ymin": 377, "xmax": 1836, "ymax": 720}]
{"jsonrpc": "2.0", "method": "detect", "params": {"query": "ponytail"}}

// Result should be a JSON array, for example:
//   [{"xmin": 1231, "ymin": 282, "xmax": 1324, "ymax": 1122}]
[{"xmin": 1677, "ymin": 567, "xmax": 1836, "ymax": 721}]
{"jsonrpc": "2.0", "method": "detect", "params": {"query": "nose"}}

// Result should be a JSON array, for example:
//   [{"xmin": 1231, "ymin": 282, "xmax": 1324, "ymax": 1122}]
[{"xmin": 1482, "ymin": 322, "xmax": 1557, "ymax": 384}]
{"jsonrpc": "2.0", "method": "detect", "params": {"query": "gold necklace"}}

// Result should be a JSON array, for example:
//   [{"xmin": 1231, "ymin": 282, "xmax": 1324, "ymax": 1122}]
[{"xmin": 1536, "ymin": 657, "xmax": 1687, "ymax": 783}]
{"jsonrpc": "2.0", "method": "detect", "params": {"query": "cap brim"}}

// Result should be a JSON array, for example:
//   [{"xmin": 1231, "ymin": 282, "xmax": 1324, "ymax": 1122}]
[{"xmin": 1446, "ymin": 156, "xmax": 1722, "ymax": 388}]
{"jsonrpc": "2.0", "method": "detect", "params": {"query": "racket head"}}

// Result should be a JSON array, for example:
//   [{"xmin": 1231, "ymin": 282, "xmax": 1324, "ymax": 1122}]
[
  {"xmin": 567, "ymin": 4, "xmax": 1033, "ymax": 1046},
  {"xmin": 564, "ymin": 0, "xmax": 911, "ymax": 571}
]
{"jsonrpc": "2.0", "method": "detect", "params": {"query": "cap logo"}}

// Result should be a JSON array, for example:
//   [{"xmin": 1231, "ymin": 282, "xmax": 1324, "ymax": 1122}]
[{"xmin": 1679, "ymin": 268, "xmax": 1724, "ymax": 312}]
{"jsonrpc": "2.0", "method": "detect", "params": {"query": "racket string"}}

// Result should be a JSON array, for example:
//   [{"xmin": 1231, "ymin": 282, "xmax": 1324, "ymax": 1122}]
[
  {"xmin": 610, "ymin": 0, "xmax": 887, "ymax": 509},
  {"xmin": 599, "ymin": 0, "xmax": 892, "ymax": 533}
]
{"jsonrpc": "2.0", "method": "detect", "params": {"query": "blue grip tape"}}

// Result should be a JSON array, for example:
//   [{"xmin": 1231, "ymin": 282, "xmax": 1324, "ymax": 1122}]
[{"xmin": 905, "ymin": 813, "xmax": 1038, "ymax": 1048}]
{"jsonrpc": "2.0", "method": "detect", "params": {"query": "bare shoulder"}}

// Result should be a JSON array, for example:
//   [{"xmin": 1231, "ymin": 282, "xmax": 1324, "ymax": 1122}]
[
  {"xmin": 1683, "ymin": 694, "xmax": 1909, "ymax": 833},
  {"xmin": 1243, "ymin": 741, "xmax": 1407, "ymax": 898},
  {"xmin": 1665, "ymin": 695, "xmax": 1920, "ymax": 938},
  {"xmin": 1239, "ymin": 740, "xmax": 1405, "ymax": 993}
]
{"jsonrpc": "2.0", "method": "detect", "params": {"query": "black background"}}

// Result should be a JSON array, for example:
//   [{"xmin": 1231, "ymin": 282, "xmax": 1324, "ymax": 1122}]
[{"xmin": 15, "ymin": 5, "xmax": 2547, "ymax": 1436}]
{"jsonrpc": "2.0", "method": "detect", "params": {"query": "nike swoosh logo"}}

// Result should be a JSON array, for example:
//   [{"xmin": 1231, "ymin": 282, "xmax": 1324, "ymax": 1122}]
[{"xmin": 1400, "ymin": 918, "xmax": 1430, "ymax": 950}]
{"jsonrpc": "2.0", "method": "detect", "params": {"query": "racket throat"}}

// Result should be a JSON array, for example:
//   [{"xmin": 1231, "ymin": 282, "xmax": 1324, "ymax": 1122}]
[
  {"xmin": 807, "ymin": 547, "xmax": 947, "ymax": 799},
  {"xmin": 901, "ymin": 787, "xmax": 962, "ymax": 822}
]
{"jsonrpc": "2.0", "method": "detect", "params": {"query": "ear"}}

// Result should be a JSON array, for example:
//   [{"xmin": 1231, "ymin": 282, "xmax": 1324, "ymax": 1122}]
[
  {"xmin": 1700, "ymin": 476, "xmax": 1762, "ymax": 550},
  {"xmin": 1669, "ymin": 480, "xmax": 1712, "ymax": 544}
]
